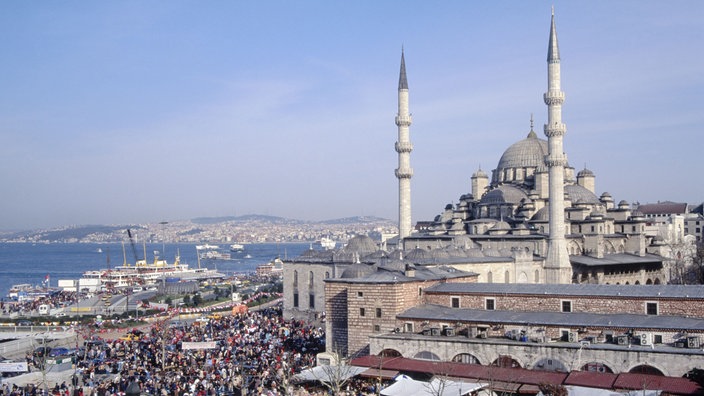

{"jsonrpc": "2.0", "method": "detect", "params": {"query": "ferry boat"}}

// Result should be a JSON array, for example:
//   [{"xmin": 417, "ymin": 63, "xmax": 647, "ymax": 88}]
[
  {"xmin": 63, "ymin": 245, "xmax": 223, "ymax": 292},
  {"xmin": 229, "ymin": 243, "xmax": 245, "ymax": 252},
  {"xmin": 315, "ymin": 237, "xmax": 336, "ymax": 250}
]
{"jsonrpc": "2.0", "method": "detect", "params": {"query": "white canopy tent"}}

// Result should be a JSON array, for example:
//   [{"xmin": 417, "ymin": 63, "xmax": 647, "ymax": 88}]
[
  {"xmin": 536, "ymin": 386, "xmax": 662, "ymax": 396},
  {"xmin": 381, "ymin": 374, "xmax": 486, "ymax": 396}
]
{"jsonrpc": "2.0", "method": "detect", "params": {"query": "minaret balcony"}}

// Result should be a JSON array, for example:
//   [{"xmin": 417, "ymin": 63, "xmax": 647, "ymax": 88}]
[
  {"xmin": 543, "ymin": 91, "xmax": 565, "ymax": 105},
  {"xmin": 395, "ymin": 114, "xmax": 413, "ymax": 126},
  {"xmin": 543, "ymin": 123, "xmax": 566, "ymax": 137},
  {"xmin": 395, "ymin": 168, "xmax": 414, "ymax": 179},
  {"xmin": 395, "ymin": 141, "xmax": 414, "ymax": 153}
]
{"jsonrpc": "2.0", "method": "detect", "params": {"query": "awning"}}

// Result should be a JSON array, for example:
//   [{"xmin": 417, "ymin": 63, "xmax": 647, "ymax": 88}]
[{"xmin": 359, "ymin": 368, "xmax": 399, "ymax": 380}]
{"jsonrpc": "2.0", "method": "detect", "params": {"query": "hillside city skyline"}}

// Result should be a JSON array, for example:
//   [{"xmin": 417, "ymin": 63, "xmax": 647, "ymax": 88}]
[{"xmin": 0, "ymin": 214, "xmax": 399, "ymax": 244}]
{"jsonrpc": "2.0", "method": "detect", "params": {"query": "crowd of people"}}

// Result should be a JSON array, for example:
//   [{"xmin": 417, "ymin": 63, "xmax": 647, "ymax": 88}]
[{"xmin": 2, "ymin": 302, "xmax": 389, "ymax": 395}]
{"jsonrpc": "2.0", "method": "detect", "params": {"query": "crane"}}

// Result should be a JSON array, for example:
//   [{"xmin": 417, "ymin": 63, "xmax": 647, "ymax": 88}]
[{"xmin": 126, "ymin": 229, "xmax": 139, "ymax": 265}]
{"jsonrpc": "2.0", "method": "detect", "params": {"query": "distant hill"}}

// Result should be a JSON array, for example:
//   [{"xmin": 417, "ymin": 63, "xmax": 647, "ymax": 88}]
[
  {"xmin": 192, "ymin": 214, "xmax": 391, "ymax": 226},
  {"xmin": 3, "ymin": 225, "xmax": 138, "ymax": 242},
  {"xmin": 191, "ymin": 214, "xmax": 303, "ymax": 225},
  {"xmin": 321, "ymin": 216, "xmax": 390, "ymax": 225}
]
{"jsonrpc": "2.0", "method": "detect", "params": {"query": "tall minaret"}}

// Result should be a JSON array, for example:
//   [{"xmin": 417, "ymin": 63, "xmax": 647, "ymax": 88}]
[
  {"xmin": 395, "ymin": 49, "xmax": 413, "ymax": 240},
  {"xmin": 543, "ymin": 9, "xmax": 572, "ymax": 284}
]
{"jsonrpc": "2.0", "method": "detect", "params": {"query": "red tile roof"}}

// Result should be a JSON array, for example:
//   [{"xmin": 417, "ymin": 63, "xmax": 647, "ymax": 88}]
[
  {"xmin": 613, "ymin": 373, "xmax": 702, "ymax": 395},
  {"xmin": 350, "ymin": 356, "xmax": 704, "ymax": 395},
  {"xmin": 565, "ymin": 371, "xmax": 618, "ymax": 389}
]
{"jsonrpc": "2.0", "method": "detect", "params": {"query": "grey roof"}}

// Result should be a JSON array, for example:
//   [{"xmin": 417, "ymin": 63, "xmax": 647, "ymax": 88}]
[
  {"xmin": 327, "ymin": 265, "xmax": 476, "ymax": 284},
  {"xmin": 398, "ymin": 304, "xmax": 704, "ymax": 331},
  {"xmin": 424, "ymin": 282, "xmax": 704, "ymax": 299},
  {"xmin": 570, "ymin": 253, "xmax": 664, "ymax": 267}
]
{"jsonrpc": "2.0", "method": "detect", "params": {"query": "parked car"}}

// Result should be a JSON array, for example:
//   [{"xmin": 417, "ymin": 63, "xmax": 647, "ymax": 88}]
[{"xmin": 48, "ymin": 347, "xmax": 70, "ymax": 358}]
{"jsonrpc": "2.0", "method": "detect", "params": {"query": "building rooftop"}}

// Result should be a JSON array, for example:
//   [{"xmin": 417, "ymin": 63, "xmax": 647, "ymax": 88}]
[
  {"xmin": 397, "ymin": 304, "xmax": 704, "ymax": 331},
  {"xmin": 425, "ymin": 282, "xmax": 704, "ymax": 299}
]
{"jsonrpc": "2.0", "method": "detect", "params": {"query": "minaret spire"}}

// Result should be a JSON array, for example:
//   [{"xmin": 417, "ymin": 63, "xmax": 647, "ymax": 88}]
[
  {"xmin": 395, "ymin": 48, "xmax": 413, "ymax": 240},
  {"xmin": 543, "ymin": 9, "xmax": 572, "ymax": 284}
]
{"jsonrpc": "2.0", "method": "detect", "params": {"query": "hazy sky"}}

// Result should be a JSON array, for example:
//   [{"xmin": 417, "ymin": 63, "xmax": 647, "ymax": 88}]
[{"xmin": 1, "ymin": 2, "xmax": 702, "ymax": 231}]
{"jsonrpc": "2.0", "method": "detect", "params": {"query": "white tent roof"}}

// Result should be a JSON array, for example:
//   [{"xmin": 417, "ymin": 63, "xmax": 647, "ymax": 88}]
[
  {"xmin": 292, "ymin": 365, "xmax": 368, "ymax": 383},
  {"xmin": 536, "ymin": 386, "xmax": 662, "ymax": 396},
  {"xmin": 381, "ymin": 374, "xmax": 486, "ymax": 396}
]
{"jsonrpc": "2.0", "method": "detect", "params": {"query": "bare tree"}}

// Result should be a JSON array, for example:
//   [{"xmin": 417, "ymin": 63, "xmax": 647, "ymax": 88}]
[{"xmin": 312, "ymin": 351, "xmax": 361, "ymax": 395}]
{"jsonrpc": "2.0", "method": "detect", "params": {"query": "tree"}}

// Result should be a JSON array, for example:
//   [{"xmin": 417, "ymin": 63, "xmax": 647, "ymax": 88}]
[
  {"xmin": 182, "ymin": 295, "xmax": 191, "ymax": 306},
  {"xmin": 192, "ymin": 293, "xmax": 203, "ymax": 306},
  {"xmin": 313, "ymin": 352, "xmax": 361, "ymax": 395}
]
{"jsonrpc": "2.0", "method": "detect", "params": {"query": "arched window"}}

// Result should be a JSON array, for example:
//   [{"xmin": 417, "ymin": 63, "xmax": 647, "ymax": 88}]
[
  {"xmin": 487, "ymin": 271, "xmax": 493, "ymax": 283},
  {"xmin": 325, "ymin": 271, "xmax": 330, "ymax": 279},
  {"xmin": 505, "ymin": 270, "xmax": 510, "ymax": 283},
  {"xmin": 309, "ymin": 271, "xmax": 314, "ymax": 289},
  {"xmin": 293, "ymin": 270, "xmax": 298, "ymax": 287},
  {"xmin": 534, "ymin": 270, "xmax": 540, "ymax": 283}
]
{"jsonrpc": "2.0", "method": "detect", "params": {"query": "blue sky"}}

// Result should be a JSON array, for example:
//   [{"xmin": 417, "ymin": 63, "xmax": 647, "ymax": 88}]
[{"xmin": 0, "ymin": 2, "xmax": 702, "ymax": 230}]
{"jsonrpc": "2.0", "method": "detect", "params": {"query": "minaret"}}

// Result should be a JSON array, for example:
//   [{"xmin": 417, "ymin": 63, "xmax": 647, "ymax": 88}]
[
  {"xmin": 395, "ymin": 49, "xmax": 413, "ymax": 239},
  {"xmin": 543, "ymin": 9, "xmax": 572, "ymax": 284}
]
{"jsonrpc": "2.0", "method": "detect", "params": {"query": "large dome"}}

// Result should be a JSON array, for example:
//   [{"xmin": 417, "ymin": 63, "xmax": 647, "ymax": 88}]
[{"xmin": 495, "ymin": 131, "xmax": 548, "ymax": 174}]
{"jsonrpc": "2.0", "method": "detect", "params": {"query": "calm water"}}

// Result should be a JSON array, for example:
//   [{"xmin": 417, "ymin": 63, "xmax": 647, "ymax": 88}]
[{"xmin": 0, "ymin": 242, "xmax": 311, "ymax": 298}]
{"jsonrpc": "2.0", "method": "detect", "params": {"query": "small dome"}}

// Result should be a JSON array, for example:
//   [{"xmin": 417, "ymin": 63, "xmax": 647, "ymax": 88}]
[
  {"xmin": 430, "ymin": 249, "xmax": 451, "ymax": 259},
  {"xmin": 490, "ymin": 221, "xmax": 511, "ymax": 231},
  {"xmin": 618, "ymin": 200, "xmax": 630, "ymax": 208},
  {"xmin": 531, "ymin": 206, "xmax": 550, "ymax": 221},
  {"xmin": 472, "ymin": 168, "xmax": 488, "ymax": 178},
  {"xmin": 344, "ymin": 235, "xmax": 377, "ymax": 255},
  {"xmin": 480, "ymin": 185, "xmax": 529, "ymax": 206},
  {"xmin": 340, "ymin": 263, "xmax": 375, "ymax": 279},
  {"xmin": 577, "ymin": 168, "xmax": 594, "ymax": 177},
  {"xmin": 405, "ymin": 247, "xmax": 432, "ymax": 261},
  {"xmin": 465, "ymin": 248, "xmax": 485, "ymax": 258},
  {"xmin": 565, "ymin": 184, "xmax": 601, "ymax": 205}
]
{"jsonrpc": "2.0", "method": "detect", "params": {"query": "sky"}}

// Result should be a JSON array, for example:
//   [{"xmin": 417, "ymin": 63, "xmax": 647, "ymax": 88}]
[{"xmin": 0, "ymin": 2, "xmax": 702, "ymax": 231}]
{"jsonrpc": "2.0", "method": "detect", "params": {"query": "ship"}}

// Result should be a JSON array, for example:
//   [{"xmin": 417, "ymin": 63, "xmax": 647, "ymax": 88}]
[
  {"xmin": 314, "ymin": 237, "xmax": 336, "ymax": 250},
  {"xmin": 229, "ymin": 243, "xmax": 245, "ymax": 252}
]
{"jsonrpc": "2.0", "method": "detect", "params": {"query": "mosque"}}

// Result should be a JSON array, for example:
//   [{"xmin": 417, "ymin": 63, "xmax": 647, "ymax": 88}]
[{"xmin": 280, "ymin": 10, "xmax": 704, "ymax": 383}]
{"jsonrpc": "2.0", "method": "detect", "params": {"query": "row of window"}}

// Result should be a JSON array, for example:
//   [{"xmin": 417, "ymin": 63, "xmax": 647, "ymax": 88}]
[
  {"xmin": 450, "ymin": 297, "xmax": 659, "ymax": 315},
  {"xmin": 292, "ymin": 270, "xmax": 330, "ymax": 288},
  {"xmin": 292, "ymin": 293, "xmax": 315, "ymax": 309},
  {"xmin": 359, "ymin": 307, "xmax": 383, "ymax": 318}
]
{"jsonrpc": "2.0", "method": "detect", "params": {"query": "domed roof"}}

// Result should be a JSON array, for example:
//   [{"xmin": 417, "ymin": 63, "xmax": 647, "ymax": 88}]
[
  {"xmin": 344, "ymin": 235, "xmax": 377, "ymax": 255},
  {"xmin": 531, "ymin": 206, "xmax": 550, "ymax": 221},
  {"xmin": 472, "ymin": 168, "xmax": 488, "ymax": 178},
  {"xmin": 577, "ymin": 168, "xmax": 594, "ymax": 177},
  {"xmin": 496, "ymin": 132, "xmax": 548, "ymax": 172},
  {"xmin": 465, "ymin": 248, "xmax": 485, "ymax": 258},
  {"xmin": 480, "ymin": 185, "xmax": 529, "ymax": 206},
  {"xmin": 565, "ymin": 184, "xmax": 601, "ymax": 205},
  {"xmin": 340, "ymin": 263, "xmax": 375, "ymax": 279},
  {"xmin": 405, "ymin": 247, "xmax": 432, "ymax": 261},
  {"xmin": 490, "ymin": 221, "xmax": 511, "ymax": 231}
]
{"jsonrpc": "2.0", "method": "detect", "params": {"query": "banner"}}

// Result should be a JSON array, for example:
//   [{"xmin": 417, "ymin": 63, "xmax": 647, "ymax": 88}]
[
  {"xmin": 181, "ymin": 341, "xmax": 217, "ymax": 350},
  {"xmin": 0, "ymin": 362, "xmax": 28, "ymax": 373}
]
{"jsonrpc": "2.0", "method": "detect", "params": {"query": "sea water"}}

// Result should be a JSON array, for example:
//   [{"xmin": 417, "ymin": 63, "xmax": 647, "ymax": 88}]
[{"xmin": 0, "ymin": 242, "xmax": 311, "ymax": 298}]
